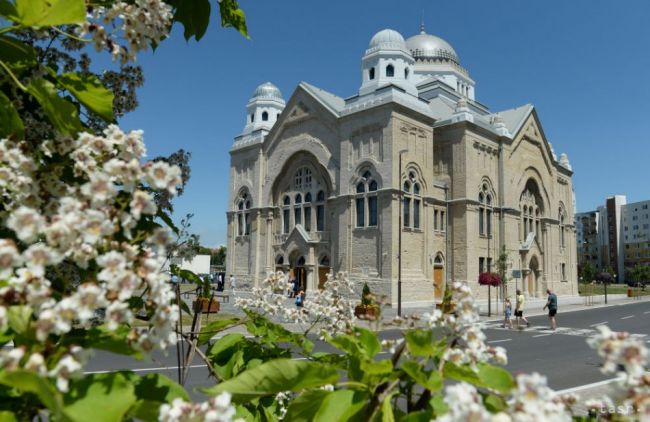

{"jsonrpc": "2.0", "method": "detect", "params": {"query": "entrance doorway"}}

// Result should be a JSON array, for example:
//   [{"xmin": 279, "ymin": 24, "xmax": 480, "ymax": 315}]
[
  {"xmin": 318, "ymin": 255, "xmax": 330, "ymax": 289},
  {"xmin": 294, "ymin": 256, "xmax": 307, "ymax": 292},
  {"xmin": 275, "ymin": 255, "xmax": 284, "ymax": 273},
  {"xmin": 433, "ymin": 254, "xmax": 444, "ymax": 300}
]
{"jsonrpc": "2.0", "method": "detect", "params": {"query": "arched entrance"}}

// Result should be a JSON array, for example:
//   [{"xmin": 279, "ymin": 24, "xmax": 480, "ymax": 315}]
[
  {"xmin": 289, "ymin": 254, "xmax": 307, "ymax": 292},
  {"xmin": 433, "ymin": 254, "xmax": 445, "ymax": 300},
  {"xmin": 275, "ymin": 255, "xmax": 285, "ymax": 273},
  {"xmin": 527, "ymin": 256, "xmax": 540, "ymax": 297},
  {"xmin": 318, "ymin": 255, "xmax": 330, "ymax": 289}
]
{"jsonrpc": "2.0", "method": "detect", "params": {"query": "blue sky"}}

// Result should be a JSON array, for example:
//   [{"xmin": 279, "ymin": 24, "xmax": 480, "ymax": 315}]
[{"xmin": 119, "ymin": 0, "xmax": 650, "ymax": 247}]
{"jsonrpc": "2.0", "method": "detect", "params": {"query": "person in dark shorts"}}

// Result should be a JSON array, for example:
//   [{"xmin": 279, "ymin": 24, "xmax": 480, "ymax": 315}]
[
  {"xmin": 515, "ymin": 289, "xmax": 530, "ymax": 328},
  {"xmin": 543, "ymin": 288, "xmax": 558, "ymax": 330}
]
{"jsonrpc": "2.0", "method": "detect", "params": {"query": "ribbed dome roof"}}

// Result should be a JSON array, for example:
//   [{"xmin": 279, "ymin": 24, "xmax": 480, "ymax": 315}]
[
  {"xmin": 368, "ymin": 29, "xmax": 406, "ymax": 50},
  {"xmin": 251, "ymin": 82, "xmax": 283, "ymax": 101},
  {"xmin": 405, "ymin": 29, "xmax": 459, "ymax": 64}
]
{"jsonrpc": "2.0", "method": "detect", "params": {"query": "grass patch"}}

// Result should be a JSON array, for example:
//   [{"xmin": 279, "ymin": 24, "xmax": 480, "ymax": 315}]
[{"xmin": 578, "ymin": 283, "xmax": 649, "ymax": 297}]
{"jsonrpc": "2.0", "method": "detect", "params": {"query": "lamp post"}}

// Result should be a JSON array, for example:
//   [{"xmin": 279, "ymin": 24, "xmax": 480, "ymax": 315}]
[{"xmin": 397, "ymin": 151, "xmax": 404, "ymax": 316}]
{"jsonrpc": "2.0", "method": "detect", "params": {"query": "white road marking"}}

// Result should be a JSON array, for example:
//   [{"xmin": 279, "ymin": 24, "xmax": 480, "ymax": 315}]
[
  {"xmin": 644, "ymin": 311, "xmax": 650, "ymax": 315},
  {"xmin": 85, "ymin": 364, "xmax": 207, "ymax": 374},
  {"xmin": 621, "ymin": 315, "xmax": 634, "ymax": 320},
  {"xmin": 589, "ymin": 322, "xmax": 608, "ymax": 327},
  {"xmin": 487, "ymin": 339, "xmax": 512, "ymax": 344},
  {"xmin": 532, "ymin": 334, "xmax": 552, "ymax": 338},
  {"xmin": 556, "ymin": 378, "xmax": 619, "ymax": 394}
]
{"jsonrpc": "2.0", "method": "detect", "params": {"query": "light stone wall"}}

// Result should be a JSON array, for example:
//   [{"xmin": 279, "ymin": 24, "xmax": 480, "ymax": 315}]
[{"xmin": 226, "ymin": 86, "xmax": 578, "ymax": 305}]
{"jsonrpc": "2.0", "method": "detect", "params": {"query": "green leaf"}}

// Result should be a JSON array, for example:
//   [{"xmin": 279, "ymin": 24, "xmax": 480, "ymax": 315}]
[
  {"xmin": 27, "ymin": 78, "xmax": 83, "ymax": 135},
  {"xmin": 170, "ymin": 265, "xmax": 203, "ymax": 285},
  {"xmin": 14, "ymin": 0, "xmax": 85, "ymax": 27},
  {"xmin": 170, "ymin": 0, "xmax": 211, "ymax": 41},
  {"xmin": 206, "ymin": 333, "xmax": 247, "ymax": 380},
  {"xmin": 218, "ymin": 0, "xmax": 248, "ymax": 38},
  {"xmin": 360, "ymin": 359, "xmax": 392, "ymax": 376},
  {"xmin": 198, "ymin": 315, "xmax": 240, "ymax": 346},
  {"xmin": 6, "ymin": 306, "xmax": 31, "ymax": 337},
  {"xmin": 404, "ymin": 329, "xmax": 434, "ymax": 357},
  {"xmin": 375, "ymin": 392, "xmax": 396, "ymax": 422},
  {"xmin": 200, "ymin": 359, "xmax": 339, "ymax": 401},
  {"xmin": 429, "ymin": 395, "xmax": 448, "ymax": 418},
  {"xmin": 0, "ymin": 0, "xmax": 18, "ymax": 19},
  {"xmin": 314, "ymin": 390, "xmax": 367, "ymax": 422},
  {"xmin": 0, "ymin": 370, "xmax": 64, "ymax": 418},
  {"xmin": 62, "ymin": 325, "xmax": 144, "ymax": 359},
  {"xmin": 483, "ymin": 393, "xmax": 508, "ymax": 413},
  {"xmin": 0, "ymin": 35, "xmax": 37, "ymax": 64},
  {"xmin": 354, "ymin": 327, "xmax": 380, "ymax": 358},
  {"xmin": 442, "ymin": 362, "xmax": 481, "ymax": 384},
  {"xmin": 58, "ymin": 73, "xmax": 114, "ymax": 122},
  {"xmin": 477, "ymin": 363, "xmax": 515, "ymax": 393},
  {"xmin": 129, "ymin": 374, "xmax": 189, "ymax": 421},
  {"xmin": 64, "ymin": 372, "xmax": 136, "ymax": 422},
  {"xmin": 283, "ymin": 389, "xmax": 330, "ymax": 422},
  {"xmin": 399, "ymin": 410, "xmax": 432, "ymax": 422},
  {"xmin": 0, "ymin": 411, "xmax": 17, "ymax": 422},
  {"xmin": 400, "ymin": 360, "xmax": 442, "ymax": 392},
  {"xmin": 244, "ymin": 311, "xmax": 314, "ymax": 353}
]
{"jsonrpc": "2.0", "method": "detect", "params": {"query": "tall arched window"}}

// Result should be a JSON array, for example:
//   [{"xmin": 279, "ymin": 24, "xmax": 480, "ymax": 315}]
[
  {"xmin": 262, "ymin": 111, "xmax": 268, "ymax": 121},
  {"xmin": 386, "ymin": 64, "xmax": 394, "ymax": 77},
  {"xmin": 282, "ymin": 195, "xmax": 290, "ymax": 234},
  {"xmin": 369, "ymin": 67, "xmax": 375, "ymax": 80},
  {"xmin": 519, "ymin": 180, "xmax": 543, "ymax": 241},
  {"xmin": 559, "ymin": 207, "xmax": 565, "ymax": 249},
  {"xmin": 404, "ymin": 67, "xmax": 409, "ymax": 79},
  {"xmin": 280, "ymin": 166, "xmax": 327, "ymax": 235},
  {"xmin": 316, "ymin": 190, "xmax": 325, "ymax": 231},
  {"xmin": 478, "ymin": 183, "xmax": 493, "ymax": 237},
  {"xmin": 236, "ymin": 192, "xmax": 252, "ymax": 236},
  {"xmin": 355, "ymin": 170, "xmax": 379, "ymax": 228},
  {"xmin": 403, "ymin": 171, "xmax": 421, "ymax": 229}
]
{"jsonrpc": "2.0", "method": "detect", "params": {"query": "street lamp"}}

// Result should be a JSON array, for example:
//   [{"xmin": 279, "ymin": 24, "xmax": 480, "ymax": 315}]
[{"xmin": 397, "ymin": 149, "xmax": 408, "ymax": 317}]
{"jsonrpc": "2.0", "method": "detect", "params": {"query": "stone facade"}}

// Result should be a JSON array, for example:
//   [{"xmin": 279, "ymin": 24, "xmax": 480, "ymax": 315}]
[{"xmin": 226, "ymin": 28, "xmax": 578, "ymax": 305}]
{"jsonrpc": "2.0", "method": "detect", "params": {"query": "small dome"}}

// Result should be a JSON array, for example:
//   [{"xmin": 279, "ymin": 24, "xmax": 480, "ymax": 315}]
[
  {"xmin": 368, "ymin": 29, "xmax": 406, "ymax": 50},
  {"xmin": 405, "ymin": 29, "xmax": 459, "ymax": 63},
  {"xmin": 251, "ymin": 82, "xmax": 283, "ymax": 101}
]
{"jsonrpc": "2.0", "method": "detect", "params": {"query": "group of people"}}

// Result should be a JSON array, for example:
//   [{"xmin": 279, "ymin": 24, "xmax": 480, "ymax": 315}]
[
  {"xmin": 284, "ymin": 273, "xmax": 305, "ymax": 308},
  {"xmin": 503, "ymin": 288, "xmax": 558, "ymax": 330}
]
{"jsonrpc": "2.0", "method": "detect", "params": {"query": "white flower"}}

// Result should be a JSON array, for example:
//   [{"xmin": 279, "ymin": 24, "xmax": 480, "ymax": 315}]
[
  {"xmin": 0, "ymin": 240, "xmax": 21, "ymax": 278},
  {"xmin": 145, "ymin": 161, "xmax": 182, "ymax": 194},
  {"xmin": 22, "ymin": 243, "xmax": 62, "ymax": 269},
  {"xmin": 25, "ymin": 353, "xmax": 47, "ymax": 376},
  {"xmin": 80, "ymin": 171, "xmax": 117, "ymax": 205},
  {"xmin": 129, "ymin": 190, "xmax": 157, "ymax": 219},
  {"xmin": 49, "ymin": 355, "xmax": 82, "ymax": 392},
  {"xmin": 6, "ymin": 206, "xmax": 44, "ymax": 242},
  {"xmin": 159, "ymin": 392, "xmax": 237, "ymax": 422}
]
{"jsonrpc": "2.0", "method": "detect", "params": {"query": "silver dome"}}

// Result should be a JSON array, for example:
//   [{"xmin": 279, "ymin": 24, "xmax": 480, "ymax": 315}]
[
  {"xmin": 251, "ymin": 82, "xmax": 283, "ymax": 101},
  {"xmin": 368, "ymin": 29, "xmax": 406, "ymax": 50},
  {"xmin": 405, "ymin": 29, "xmax": 459, "ymax": 64}
]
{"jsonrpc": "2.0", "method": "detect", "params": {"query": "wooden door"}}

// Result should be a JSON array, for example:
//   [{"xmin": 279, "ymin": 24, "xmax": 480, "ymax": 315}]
[
  {"xmin": 433, "ymin": 267, "xmax": 444, "ymax": 299},
  {"xmin": 527, "ymin": 272, "xmax": 533, "ymax": 295},
  {"xmin": 318, "ymin": 268, "xmax": 329, "ymax": 289}
]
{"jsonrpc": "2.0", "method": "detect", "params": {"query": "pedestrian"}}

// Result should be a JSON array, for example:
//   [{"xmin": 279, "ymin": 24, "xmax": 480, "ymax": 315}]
[
  {"xmin": 229, "ymin": 274, "xmax": 236, "ymax": 290},
  {"xmin": 292, "ymin": 278, "xmax": 300, "ymax": 298},
  {"xmin": 502, "ymin": 297, "xmax": 513, "ymax": 329},
  {"xmin": 515, "ymin": 289, "xmax": 530, "ymax": 328},
  {"xmin": 295, "ymin": 290, "xmax": 305, "ymax": 308},
  {"xmin": 543, "ymin": 288, "xmax": 558, "ymax": 330}
]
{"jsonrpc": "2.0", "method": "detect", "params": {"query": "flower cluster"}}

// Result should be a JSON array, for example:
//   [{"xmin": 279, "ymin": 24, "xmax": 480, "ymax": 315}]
[
  {"xmin": 235, "ymin": 271, "xmax": 357, "ymax": 337},
  {"xmin": 508, "ymin": 373, "xmax": 572, "ymax": 421},
  {"xmin": 587, "ymin": 325, "xmax": 650, "ymax": 417},
  {"xmin": 76, "ymin": 0, "xmax": 173, "ymax": 64},
  {"xmin": 0, "ymin": 125, "xmax": 182, "ymax": 390},
  {"xmin": 422, "ymin": 282, "xmax": 507, "ymax": 368},
  {"xmin": 478, "ymin": 272, "xmax": 501, "ymax": 287},
  {"xmin": 159, "ymin": 392, "xmax": 239, "ymax": 422},
  {"xmin": 438, "ymin": 382, "xmax": 493, "ymax": 422}
]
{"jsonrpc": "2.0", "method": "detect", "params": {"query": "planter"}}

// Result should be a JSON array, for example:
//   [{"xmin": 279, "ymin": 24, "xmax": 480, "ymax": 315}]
[
  {"xmin": 627, "ymin": 288, "xmax": 633, "ymax": 298},
  {"xmin": 436, "ymin": 302, "xmax": 456, "ymax": 314},
  {"xmin": 354, "ymin": 304, "xmax": 380, "ymax": 320},
  {"xmin": 193, "ymin": 298, "xmax": 220, "ymax": 313}
]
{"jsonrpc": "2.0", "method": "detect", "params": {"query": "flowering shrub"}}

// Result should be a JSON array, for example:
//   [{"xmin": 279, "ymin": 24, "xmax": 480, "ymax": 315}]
[
  {"xmin": 1, "ymin": 0, "xmax": 648, "ymax": 420},
  {"xmin": 478, "ymin": 271, "xmax": 501, "ymax": 287}
]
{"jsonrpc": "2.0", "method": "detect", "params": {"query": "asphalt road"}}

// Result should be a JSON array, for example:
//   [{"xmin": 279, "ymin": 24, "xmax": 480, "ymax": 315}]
[{"xmin": 83, "ymin": 300, "xmax": 650, "ymax": 399}]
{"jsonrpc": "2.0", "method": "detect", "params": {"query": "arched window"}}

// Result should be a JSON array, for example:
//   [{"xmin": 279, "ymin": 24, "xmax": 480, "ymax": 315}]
[
  {"xmin": 355, "ymin": 170, "xmax": 379, "ymax": 228},
  {"xmin": 250, "ymin": 114, "xmax": 254, "ymax": 123},
  {"xmin": 386, "ymin": 64, "xmax": 394, "ymax": 77},
  {"xmin": 519, "ymin": 180, "xmax": 543, "ymax": 241},
  {"xmin": 478, "ymin": 183, "xmax": 494, "ymax": 237},
  {"xmin": 280, "ymin": 167, "xmax": 326, "ymax": 234},
  {"xmin": 316, "ymin": 190, "xmax": 325, "ymax": 231},
  {"xmin": 262, "ymin": 111, "xmax": 268, "ymax": 121},
  {"xmin": 404, "ymin": 67, "xmax": 409, "ymax": 79},
  {"xmin": 403, "ymin": 171, "xmax": 422, "ymax": 229},
  {"xmin": 236, "ymin": 192, "xmax": 252, "ymax": 236},
  {"xmin": 282, "ymin": 195, "xmax": 291, "ymax": 234},
  {"xmin": 369, "ymin": 67, "xmax": 375, "ymax": 80},
  {"xmin": 559, "ymin": 208, "xmax": 565, "ymax": 249}
]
